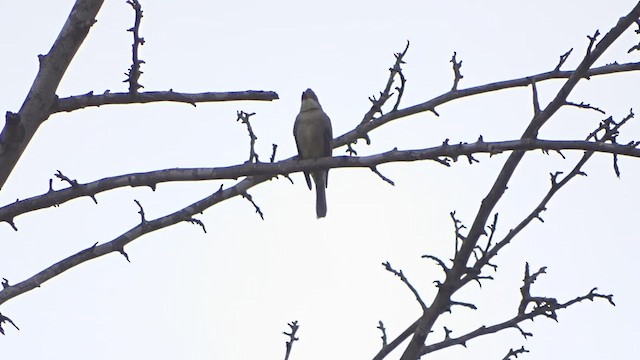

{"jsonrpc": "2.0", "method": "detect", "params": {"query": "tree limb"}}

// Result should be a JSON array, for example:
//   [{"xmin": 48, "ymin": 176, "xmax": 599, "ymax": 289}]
[
  {"xmin": 0, "ymin": 0, "xmax": 105, "ymax": 190},
  {"xmin": 3, "ymin": 137, "xmax": 639, "ymax": 229},
  {"xmin": 52, "ymin": 90, "xmax": 279, "ymax": 113},
  {"xmin": 400, "ymin": 4, "xmax": 640, "ymax": 359}
]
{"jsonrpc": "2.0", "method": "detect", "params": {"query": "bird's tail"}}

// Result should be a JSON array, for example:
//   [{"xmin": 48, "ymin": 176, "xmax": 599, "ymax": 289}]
[{"xmin": 313, "ymin": 171, "xmax": 327, "ymax": 218}]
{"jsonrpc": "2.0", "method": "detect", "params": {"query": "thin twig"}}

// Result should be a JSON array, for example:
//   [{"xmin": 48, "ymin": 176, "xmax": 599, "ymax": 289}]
[
  {"xmin": 283, "ymin": 321, "xmax": 300, "ymax": 360},
  {"xmin": 237, "ymin": 111, "xmax": 259, "ymax": 163},
  {"xmin": 450, "ymin": 52, "xmax": 464, "ymax": 91},
  {"xmin": 382, "ymin": 261, "xmax": 427, "ymax": 311},
  {"xmin": 125, "ymin": 0, "xmax": 145, "ymax": 94}
]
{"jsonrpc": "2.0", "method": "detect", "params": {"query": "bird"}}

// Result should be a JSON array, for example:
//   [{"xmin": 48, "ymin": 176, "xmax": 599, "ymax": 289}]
[{"xmin": 293, "ymin": 88, "xmax": 333, "ymax": 218}]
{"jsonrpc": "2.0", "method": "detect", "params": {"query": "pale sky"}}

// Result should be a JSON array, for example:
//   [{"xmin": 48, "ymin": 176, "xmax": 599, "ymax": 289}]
[{"xmin": 1, "ymin": 1, "xmax": 639, "ymax": 359}]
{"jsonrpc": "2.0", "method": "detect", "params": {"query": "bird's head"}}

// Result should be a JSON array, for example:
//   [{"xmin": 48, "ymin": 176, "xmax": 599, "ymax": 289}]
[
  {"xmin": 300, "ymin": 88, "xmax": 321, "ymax": 111},
  {"xmin": 302, "ymin": 88, "xmax": 319, "ymax": 102}
]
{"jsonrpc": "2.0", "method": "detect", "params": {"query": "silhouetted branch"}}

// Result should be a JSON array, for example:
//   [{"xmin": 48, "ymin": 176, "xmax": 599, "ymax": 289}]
[
  {"xmin": 450, "ymin": 52, "xmax": 463, "ymax": 91},
  {"xmin": 502, "ymin": 346, "xmax": 529, "ymax": 360},
  {"xmin": 0, "ymin": 0, "xmax": 105, "ymax": 190},
  {"xmin": 377, "ymin": 321, "xmax": 388, "ymax": 348},
  {"xmin": 628, "ymin": 19, "xmax": 640, "ymax": 53},
  {"xmin": 0, "ymin": 312, "xmax": 19, "ymax": 335},
  {"xmin": 415, "ymin": 267, "xmax": 613, "ymax": 356},
  {"xmin": 564, "ymin": 101, "xmax": 606, "ymax": 114},
  {"xmin": 237, "ymin": 111, "xmax": 259, "ymax": 163},
  {"xmin": 283, "ymin": 321, "xmax": 300, "ymax": 360},
  {"xmin": 554, "ymin": 48, "xmax": 573, "ymax": 71},
  {"xmin": 0, "ymin": 175, "xmax": 272, "ymax": 306},
  {"xmin": 185, "ymin": 218, "xmax": 207, "ymax": 233},
  {"xmin": 370, "ymin": 166, "xmax": 395, "ymax": 185},
  {"xmin": 124, "ymin": 0, "xmax": 145, "ymax": 94},
  {"xmin": 3, "ymin": 136, "xmax": 640, "ymax": 230},
  {"xmin": 241, "ymin": 190, "xmax": 264, "ymax": 220},
  {"xmin": 52, "ymin": 90, "xmax": 279, "ymax": 113},
  {"xmin": 400, "ymin": 5, "xmax": 640, "ymax": 359},
  {"xmin": 530, "ymin": 78, "xmax": 540, "ymax": 115},
  {"xmin": 359, "ymin": 41, "xmax": 410, "ymax": 127},
  {"xmin": 468, "ymin": 110, "xmax": 633, "ymax": 285},
  {"xmin": 333, "ymin": 61, "xmax": 640, "ymax": 150},
  {"xmin": 383, "ymin": 261, "xmax": 427, "ymax": 311}
]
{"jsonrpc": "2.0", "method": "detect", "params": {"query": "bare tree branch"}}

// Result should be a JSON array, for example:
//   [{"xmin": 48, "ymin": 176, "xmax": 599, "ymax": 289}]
[
  {"xmin": 283, "ymin": 321, "xmax": 300, "ymax": 360},
  {"xmin": 502, "ymin": 346, "xmax": 529, "ymax": 360},
  {"xmin": 450, "ymin": 52, "xmax": 463, "ymax": 91},
  {"xmin": 237, "ymin": 111, "xmax": 260, "ymax": 163},
  {"xmin": 0, "ymin": 0, "xmax": 105, "ymax": 190},
  {"xmin": 469, "ymin": 112, "xmax": 633, "ymax": 280},
  {"xmin": 3, "ymin": 136, "xmax": 640, "ymax": 230},
  {"xmin": 418, "ymin": 284, "xmax": 613, "ymax": 356},
  {"xmin": 52, "ymin": 90, "xmax": 279, "ymax": 113},
  {"xmin": 335, "ymin": 61, "xmax": 640, "ymax": 150},
  {"xmin": 0, "ymin": 175, "xmax": 271, "ymax": 306},
  {"xmin": 0, "ymin": 312, "xmax": 19, "ymax": 335},
  {"xmin": 377, "ymin": 321, "xmax": 388, "ymax": 348},
  {"xmin": 383, "ymin": 262, "xmax": 427, "ymax": 311},
  {"xmin": 124, "ymin": 0, "xmax": 145, "ymax": 95},
  {"xmin": 0, "ymin": 0, "xmax": 277, "ymax": 193},
  {"xmin": 399, "ymin": 4, "xmax": 640, "ymax": 359},
  {"xmin": 554, "ymin": 48, "xmax": 573, "ymax": 71},
  {"xmin": 359, "ymin": 41, "xmax": 410, "ymax": 128},
  {"xmin": 373, "ymin": 260, "xmax": 615, "ymax": 359}
]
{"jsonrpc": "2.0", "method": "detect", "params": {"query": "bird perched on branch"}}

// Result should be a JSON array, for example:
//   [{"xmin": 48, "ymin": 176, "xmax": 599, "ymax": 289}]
[{"xmin": 293, "ymin": 88, "xmax": 333, "ymax": 218}]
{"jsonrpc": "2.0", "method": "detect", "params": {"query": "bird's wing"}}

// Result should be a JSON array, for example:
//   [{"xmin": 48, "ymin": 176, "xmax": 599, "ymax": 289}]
[
  {"xmin": 322, "ymin": 112, "xmax": 333, "ymax": 188},
  {"xmin": 294, "ymin": 113, "xmax": 313, "ymax": 190}
]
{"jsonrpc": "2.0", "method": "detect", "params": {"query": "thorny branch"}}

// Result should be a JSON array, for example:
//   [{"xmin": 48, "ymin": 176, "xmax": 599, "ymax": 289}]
[
  {"xmin": 283, "ymin": 321, "xmax": 300, "ymax": 360},
  {"xmin": 629, "ymin": 18, "xmax": 640, "ymax": 53},
  {"xmin": 413, "ymin": 264, "xmax": 613, "ymax": 355},
  {"xmin": 450, "ymin": 211, "xmax": 466, "ymax": 255},
  {"xmin": 0, "ymin": 0, "xmax": 277, "ymax": 192},
  {"xmin": 355, "ymin": 40, "xmax": 411, "ymax": 149},
  {"xmin": 241, "ymin": 191, "xmax": 264, "ymax": 220},
  {"xmin": 450, "ymin": 52, "xmax": 464, "ymax": 91},
  {"xmin": 333, "ymin": 60, "xmax": 640, "ymax": 150},
  {"xmin": 377, "ymin": 321, "xmax": 388, "ymax": 348},
  {"xmin": 370, "ymin": 166, "xmax": 395, "ymax": 185},
  {"xmin": 373, "ymin": 256, "xmax": 616, "ymax": 360},
  {"xmin": 530, "ymin": 77, "xmax": 541, "ymax": 114},
  {"xmin": 383, "ymin": 262, "xmax": 427, "ymax": 311},
  {"xmin": 0, "ymin": 312, "xmax": 19, "ymax": 335},
  {"xmin": 418, "ymin": 285, "xmax": 613, "ymax": 355},
  {"xmin": 124, "ymin": 0, "xmax": 145, "ymax": 94},
  {"xmin": 554, "ymin": 48, "xmax": 573, "ymax": 71},
  {"xmin": 502, "ymin": 346, "xmax": 529, "ymax": 360},
  {"xmin": 0, "ymin": 0, "xmax": 105, "ymax": 190},
  {"xmin": 374, "ymin": 5, "xmax": 640, "ymax": 360},
  {"xmin": 360, "ymin": 40, "xmax": 410, "ymax": 125},
  {"xmin": 468, "ymin": 110, "xmax": 634, "ymax": 281},
  {"xmin": 237, "ymin": 111, "xmax": 259, "ymax": 163},
  {"xmin": 185, "ymin": 218, "xmax": 206, "ymax": 233},
  {"xmin": 2, "ymin": 137, "xmax": 640, "ymax": 230},
  {"xmin": 51, "ymin": 90, "xmax": 279, "ymax": 113},
  {"xmin": 565, "ymin": 101, "xmax": 606, "ymax": 114},
  {"xmin": 0, "ymin": 175, "xmax": 273, "ymax": 307}
]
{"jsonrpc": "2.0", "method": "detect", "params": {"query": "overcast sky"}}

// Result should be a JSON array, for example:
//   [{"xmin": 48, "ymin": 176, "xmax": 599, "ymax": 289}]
[{"xmin": 1, "ymin": 1, "xmax": 639, "ymax": 359}]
